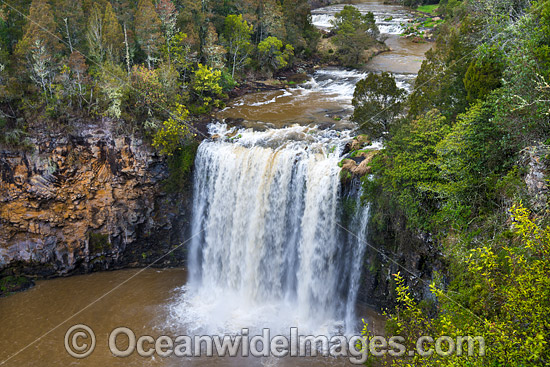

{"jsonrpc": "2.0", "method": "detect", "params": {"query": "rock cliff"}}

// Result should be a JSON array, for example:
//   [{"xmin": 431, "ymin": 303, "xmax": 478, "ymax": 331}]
[
  {"xmin": 0, "ymin": 122, "xmax": 191, "ymax": 280},
  {"xmin": 340, "ymin": 136, "xmax": 444, "ymax": 311}
]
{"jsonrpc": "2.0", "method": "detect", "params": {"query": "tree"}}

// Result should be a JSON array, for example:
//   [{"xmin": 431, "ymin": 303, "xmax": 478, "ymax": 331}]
[
  {"xmin": 135, "ymin": 0, "xmax": 164, "ymax": 69},
  {"xmin": 532, "ymin": 0, "xmax": 550, "ymax": 79},
  {"xmin": 110, "ymin": 0, "xmax": 134, "ymax": 25},
  {"xmin": 152, "ymin": 103, "xmax": 193, "ymax": 155},
  {"xmin": 463, "ymin": 59, "xmax": 502, "ymax": 103},
  {"xmin": 331, "ymin": 6, "xmax": 379, "ymax": 66},
  {"xmin": 257, "ymin": 36, "xmax": 294, "ymax": 74},
  {"xmin": 170, "ymin": 32, "xmax": 193, "ymax": 83},
  {"xmin": 98, "ymin": 62, "xmax": 129, "ymax": 119},
  {"xmin": 368, "ymin": 109, "xmax": 450, "ymax": 231},
  {"xmin": 351, "ymin": 72, "xmax": 406, "ymax": 140},
  {"xmin": 204, "ymin": 23, "xmax": 226, "ymax": 70},
  {"xmin": 178, "ymin": 0, "xmax": 203, "ymax": 48},
  {"xmin": 102, "ymin": 2, "xmax": 124, "ymax": 62},
  {"xmin": 131, "ymin": 64, "xmax": 167, "ymax": 116},
  {"xmin": 191, "ymin": 63, "xmax": 223, "ymax": 113},
  {"xmin": 86, "ymin": 3, "xmax": 105, "ymax": 64},
  {"xmin": 55, "ymin": 0, "xmax": 85, "ymax": 53},
  {"xmin": 406, "ymin": 25, "xmax": 470, "ymax": 120},
  {"xmin": 15, "ymin": 0, "xmax": 62, "ymax": 96},
  {"xmin": 67, "ymin": 51, "xmax": 91, "ymax": 108},
  {"xmin": 434, "ymin": 101, "xmax": 511, "ymax": 227},
  {"xmin": 156, "ymin": 0, "xmax": 178, "ymax": 63},
  {"xmin": 110, "ymin": 0, "xmax": 135, "ymax": 73},
  {"xmin": 377, "ymin": 203, "xmax": 550, "ymax": 366},
  {"xmin": 282, "ymin": 0, "xmax": 319, "ymax": 54},
  {"xmin": 259, "ymin": 0, "xmax": 286, "ymax": 41},
  {"xmin": 29, "ymin": 40, "xmax": 54, "ymax": 96},
  {"xmin": 18, "ymin": 0, "xmax": 62, "ymax": 56},
  {"xmin": 222, "ymin": 14, "xmax": 253, "ymax": 78}
]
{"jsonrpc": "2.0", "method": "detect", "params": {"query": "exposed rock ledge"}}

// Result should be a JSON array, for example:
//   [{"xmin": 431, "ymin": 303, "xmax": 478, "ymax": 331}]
[
  {"xmin": 338, "ymin": 134, "xmax": 444, "ymax": 311},
  {"xmin": 0, "ymin": 121, "xmax": 191, "ymax": 281},
  {"xmin": 339, "ymin": 135, "xmax": 379, "ymax": 181}
]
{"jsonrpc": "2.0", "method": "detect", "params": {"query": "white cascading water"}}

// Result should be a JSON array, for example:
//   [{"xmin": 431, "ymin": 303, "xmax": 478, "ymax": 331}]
[
  {"xmin": 173, "ymin": 124, "xmax": 371, "ymax": 336},
  {"xmin": 311, "ymin": 3, "xmax": 411, "ymax": 35},
  {"xmin": 300, "ymin": 68, "xmax": 415, "ymax": 100}
]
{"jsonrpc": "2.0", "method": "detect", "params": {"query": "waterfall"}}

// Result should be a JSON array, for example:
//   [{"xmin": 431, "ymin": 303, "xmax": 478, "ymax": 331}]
[{"xmin": 177, "ymin": 124, "xmax": 370, "ymax": 336}]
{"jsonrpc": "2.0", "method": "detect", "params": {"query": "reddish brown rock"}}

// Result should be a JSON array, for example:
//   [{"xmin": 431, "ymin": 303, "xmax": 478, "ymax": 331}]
[{"xmin": 0, "ymin": 123, "xmax": 192, "ymax": 278}]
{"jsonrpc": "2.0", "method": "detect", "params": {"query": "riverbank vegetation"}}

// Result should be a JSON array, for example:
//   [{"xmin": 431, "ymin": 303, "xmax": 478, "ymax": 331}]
[
  {"xmin": 328, "ymin": 5, "xmax": 382, "ymax": 66},
  {"xmin": 357, "ymin": 0, "xmax": 550, "ymax": 364},
  {"xmin": 0, "ymin": 0, "xmax": 323, "ymax": 155}
]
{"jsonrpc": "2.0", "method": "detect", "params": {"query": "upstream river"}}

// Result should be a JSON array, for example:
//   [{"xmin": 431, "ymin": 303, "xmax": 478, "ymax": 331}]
[
  {"xmin": 218, "ymin": 0, "xmax": 431, "ymax": 127},
  {"xmin": 0, "ymin": 1, "xmax": 431, "ymax": 366}
]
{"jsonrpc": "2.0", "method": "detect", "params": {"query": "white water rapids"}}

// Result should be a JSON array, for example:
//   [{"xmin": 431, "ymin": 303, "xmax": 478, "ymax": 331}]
[
  {"xmin": 311, "ymin": 2, "xmax": 411, "ymax": 34},
  {"xmin": 171, "ymin": 124, "xmax": 370, "ymax": 337}
]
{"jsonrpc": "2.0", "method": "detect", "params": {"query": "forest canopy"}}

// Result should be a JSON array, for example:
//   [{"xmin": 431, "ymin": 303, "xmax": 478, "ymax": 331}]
[
  {"xmin": 0, "ymin": 0, "xmax": 320, "ymax": 153},
  {"xmin": 356, "ymin": 0, "xmax": 550, "ymax": 365}
]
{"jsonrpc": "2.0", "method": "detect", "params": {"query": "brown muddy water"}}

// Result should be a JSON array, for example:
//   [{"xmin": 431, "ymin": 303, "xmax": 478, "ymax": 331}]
[
  {"xmin": 219, "ymin": 0, "xmax": 431, "ymax": 127},
  {"xmin": 0, "ymin": 268, "xmax": 384, "ymax": 366}
]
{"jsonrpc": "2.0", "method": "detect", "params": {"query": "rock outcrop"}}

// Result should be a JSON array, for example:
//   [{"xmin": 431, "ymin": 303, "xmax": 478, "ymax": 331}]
[
  {"xmin": 338, "ymin": 135, "xmax": 443, "ymax": 311},
  {"xmin": 0, "ymin": 121, "xmax": 192, "ymax": 279},
  {"xmin": 339, "ymin": 135, "xmax": 379, "ymax": 180}
]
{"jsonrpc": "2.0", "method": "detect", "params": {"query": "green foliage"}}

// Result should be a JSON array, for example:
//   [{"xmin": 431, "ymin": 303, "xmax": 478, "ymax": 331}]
[
  {"xmin": 463, "ymin": 59, "xmax": 502, "ymax": 103},
  {"xmin": 0, "ymin": 276, "xmax": 32, "ymax": 296},
  {"xmin": 163, "ymin": 141, "xmax": 199, "ymax": 193},
  {"xmin": 417, "ymin": 4, "xmax": 440, "ymax": 13},
  {"xmin": 377, "ymin": 204, "xmax": 550, "ymax": 366},
  {"xmin": 488, "ymin": 2, "xmax": 550, "ymax": 146},
  {"xmin": 131, "ymin": 64, "xmax": 168, "ymax": 114},
  {"xmin": 98, "ymin": 61, "xmax": 130, "ymax": 119},
  {"xmin": 220, "ymin": 70, "xmax": 238, "ymax": 91},
  {"xmin": 434, "ymin": 101, "xmax": 512, "ymax": 229},
  {"xmin": 102, "ymin": 2, "xmax": 124, "ymax": 63},
  {"xmin": 16, "ymin": 0, "xmax": 62, "ymax": 60},
  {"xmin": 190, "ymin": 63, "xmax": 224, "ymax": 114},
  {"xmin": 361, "ymin": 2, "xmax": 550, "ymax": 366},
  {"xmin": 135, "ymin": 0, "xmax": 164, "ymax": 69},
  {"xmin": 0, "ymin": 117, "xmax": 30, "ymax": 148},
  {"xmin": 281, "ymin": 0, "xmax": 320, "ymax": 56},
  {"xmin": 352, "ymin": 72, "xmax": 406, "ymax": 140},
  {"xmin": 257, "ymin": 36, "xmax": 294, "ymax": 74},
  {"xmin": 170, "ymin": 32, "xmax": 193, "ymax": 81},
  {"xmin": 367, "ymin": 109, "xmax": 450, "ymax": 231},
  {"xmin": 222, "ymin": 14, "xmax": 253, "ymax": 78},
  {"xmin": 407, "ymin": 22, "xmax": 472, "ymax": 120},
  {"xmin": 532, "ymin": 0, "xmax": 550, "ymax": 78},
  {"xmin": 331, "ymin": 6, "xmax": 379, "ymax": 66},
  {"xmin": 152, "ymin": 103, "xmax": 193, "ymax": 156},
  {"xmin": 0, "ymin": 0, "xmax": 324, "ymax": 132}
]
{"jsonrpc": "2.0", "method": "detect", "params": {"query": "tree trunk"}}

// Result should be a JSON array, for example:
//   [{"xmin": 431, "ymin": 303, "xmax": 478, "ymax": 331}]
[
  {"xmin": 64, "ymin": 18, "xmax": 73, "ymax": 53},
  {"xmin": 124, "ymin": 23, "xmax": 131, "ymax": 75}
]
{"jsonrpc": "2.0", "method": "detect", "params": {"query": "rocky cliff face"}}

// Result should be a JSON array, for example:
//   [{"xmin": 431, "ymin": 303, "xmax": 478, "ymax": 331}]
[
  {"xmin": 0, "ymin": 122, "xmax": 192, "ymax": 280},
  {"xmin": 357, "ymin": 213, "xmax": 444, "ymax": 311},
  {"xmin": 340, "ymin": 138, "xmax": 444, "ymax": 311}
]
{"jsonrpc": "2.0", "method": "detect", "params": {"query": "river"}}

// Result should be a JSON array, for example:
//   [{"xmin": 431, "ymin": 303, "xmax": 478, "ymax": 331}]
[{"xmin": 0, "ymin": 1, "xmax": 431, "ymax": 366}]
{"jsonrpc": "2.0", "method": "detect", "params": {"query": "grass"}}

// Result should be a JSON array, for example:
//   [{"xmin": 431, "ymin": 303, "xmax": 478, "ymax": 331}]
[
  {"xmin": 421, "ymin": 18, "xmax": 444, "ymax": 28},
  {"xmin": 417, "ymin": 4, "xmax": 439, "ymax": 13}
]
